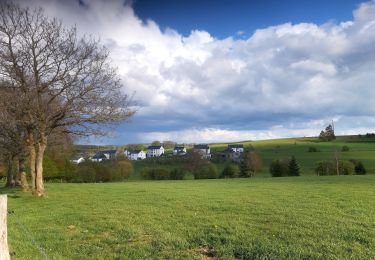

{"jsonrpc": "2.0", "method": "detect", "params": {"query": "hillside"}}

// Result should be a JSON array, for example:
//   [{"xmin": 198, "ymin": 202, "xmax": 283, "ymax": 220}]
[{"xmin": 129, "ymin": 135, "xmax": 375, "ymax": 179}]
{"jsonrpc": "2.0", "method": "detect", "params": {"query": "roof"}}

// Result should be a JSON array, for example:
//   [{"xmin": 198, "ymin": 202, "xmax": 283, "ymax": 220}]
[
  {"xmin": 174, "ymin": 146, "xmax": 185, "ymax": 150},
  {"xmin": 129, "ymin": 150, "xmax": 142, "ymax": 154},
  {"xmin": 92, "ymin": 152, "xmax": 107, "ymax": 159},
  {"xmin": 148, "ymin": 145, "xmax": 163, "ymax": 149},
  {"xmin": 194, "ymin": 144, "xmax": 209, "ymax": 149},
  {"xmin": 222, "ymin": 148, "xmax": 235, "ymax": 155},
  {"xmin": 228, "ymin": 144, "xmax": 244, "ymax": 148},
  {"xmin": 101, "ymin": 150, "xmax": 117, "ymax": 155}
]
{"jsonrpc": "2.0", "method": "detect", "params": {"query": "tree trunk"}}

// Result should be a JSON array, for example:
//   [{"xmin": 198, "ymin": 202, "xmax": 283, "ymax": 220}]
[
  {"xmin": 0, "ymin": 195, "xmax": 10, "ymax": 260},
  {"xmin": 35, "ymin": 135, "xmax": 47, "ymax": 197},
  {"xmin": 27, "ymin": 133, "xmax": 36, "ymax": 192},
  {"xmin": 4, "ymin": 157, "xmax": 14, "ymax": 188},
  {"xmin": 18, "ymin": 158, "xmax": 29, "ymax": 192}
]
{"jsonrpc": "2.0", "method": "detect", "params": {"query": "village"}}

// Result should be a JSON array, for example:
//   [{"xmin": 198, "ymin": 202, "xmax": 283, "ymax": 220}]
[{"xmin": 71, "ymin": 143, "xmax": 245, "ymax": 163}]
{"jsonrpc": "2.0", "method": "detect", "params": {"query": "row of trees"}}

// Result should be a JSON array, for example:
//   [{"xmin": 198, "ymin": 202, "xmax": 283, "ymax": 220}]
[{"xmin": 0, "ymin": 2, "xmax": 134, "ymax": 196}]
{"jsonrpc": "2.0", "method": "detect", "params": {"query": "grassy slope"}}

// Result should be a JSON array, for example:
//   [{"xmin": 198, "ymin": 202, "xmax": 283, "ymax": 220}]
[
  {"xmin": 4, "ymin": 175, "xmax": 375, "ymax": 259},
  {"xmin": 131, "ymin": 135, "xmax": 375, "ymax": 178}
]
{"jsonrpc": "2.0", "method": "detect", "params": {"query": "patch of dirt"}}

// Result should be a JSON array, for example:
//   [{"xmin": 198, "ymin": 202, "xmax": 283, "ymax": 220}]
[{"xmin": 194, "ymin": 247, "xmax": 217, "ymax": 260}]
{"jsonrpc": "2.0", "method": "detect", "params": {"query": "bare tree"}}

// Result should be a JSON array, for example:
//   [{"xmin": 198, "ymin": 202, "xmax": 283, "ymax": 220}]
[
  {"xmin": 0, "ymin": 92, "xmax": 29, "ymax": 190},
  {"xmin": 0, "ymin": 2, "xmax": 135, "ymax": 196}
]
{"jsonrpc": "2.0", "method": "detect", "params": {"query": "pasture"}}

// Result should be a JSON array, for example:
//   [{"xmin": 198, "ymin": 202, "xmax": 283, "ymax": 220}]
[{"xmin": 4, "ymin": 175, "xmax": 375, "ymax": 259}]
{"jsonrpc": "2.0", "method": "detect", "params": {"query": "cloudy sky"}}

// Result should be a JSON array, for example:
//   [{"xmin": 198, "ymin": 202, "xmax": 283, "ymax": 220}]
[{"xmin": 19, "ymin": 0, "xmax": 375, "ymax": 144}]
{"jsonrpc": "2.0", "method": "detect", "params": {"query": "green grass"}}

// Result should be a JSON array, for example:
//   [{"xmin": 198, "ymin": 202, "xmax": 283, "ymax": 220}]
[{"xmin": 4, "ymin": 175, "xmax": 375, "ymax": 259}]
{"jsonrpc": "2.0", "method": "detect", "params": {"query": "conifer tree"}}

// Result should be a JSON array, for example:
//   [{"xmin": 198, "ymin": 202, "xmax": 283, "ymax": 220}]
[{"xmin": 288, "ymin": 156, "xmax": 300, "ymax": 176}]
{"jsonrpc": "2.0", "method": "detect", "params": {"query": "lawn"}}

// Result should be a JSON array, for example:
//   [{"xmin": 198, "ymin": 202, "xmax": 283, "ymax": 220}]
[{"xmin": 4, "ymin": 175, "xmax": 375, "ymax": 259}]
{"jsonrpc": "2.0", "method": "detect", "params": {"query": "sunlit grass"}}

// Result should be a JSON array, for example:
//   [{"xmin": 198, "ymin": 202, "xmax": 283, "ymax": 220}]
[{"xmin": 4, "ymin": 175, "xmax": 375, "ymax": 259}]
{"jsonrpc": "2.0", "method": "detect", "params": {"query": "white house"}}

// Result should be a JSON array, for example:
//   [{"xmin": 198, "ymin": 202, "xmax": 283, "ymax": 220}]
[
  {"xmin": 147, "ymin": 145, "xmax": 164, "ymax": 157},
  {"xmin": 91, "ymin": 150, "xmax": 118, "ymax": 162},
  {"xmin": 193, "ymin": 144, "xmax": 211, "ymax": 159},
  {"xmin": 126, "ymin": 150, "xmax": 146, "ymax": 160},
  {"xmin": 228, "ymin": 144, "xmax": 244, "ymax": 153},
  {"xmin": 173, "ymin": 146, "xmax": 187, "ymax": 156},
  {"xmin": 71, "ymin": 155, "xmax": 85, "ymax": 164}
]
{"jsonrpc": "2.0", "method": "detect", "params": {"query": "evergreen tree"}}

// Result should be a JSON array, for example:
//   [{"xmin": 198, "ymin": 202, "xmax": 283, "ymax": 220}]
[
  {"xmin": 239, "ymin": 158, "xmax": 251, "ymax": 177},
  {"xmin": 288, "ymin": 156, "xmax": 300, "ymax": 176}
]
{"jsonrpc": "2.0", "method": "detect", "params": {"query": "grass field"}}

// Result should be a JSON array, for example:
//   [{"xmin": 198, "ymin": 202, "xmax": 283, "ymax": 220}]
[
  {"xmin": 4, "ymin": 175, "xmax": 375, "ymax": 259},
  {"xmin": 131, "ymin": 135, "xmax": 375, "ymax": 178}
]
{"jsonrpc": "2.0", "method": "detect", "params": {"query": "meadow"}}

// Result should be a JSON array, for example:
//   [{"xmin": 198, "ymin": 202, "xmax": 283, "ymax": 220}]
[{"xmin": 4, "ymin": 175, "xmax": 375, "ymax": 259}]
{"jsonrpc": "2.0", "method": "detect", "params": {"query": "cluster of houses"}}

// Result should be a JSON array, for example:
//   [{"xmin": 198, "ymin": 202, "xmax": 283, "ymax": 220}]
[{"xmin": 71, "ymin": 143, "xmax": 245, "ymax": 164}]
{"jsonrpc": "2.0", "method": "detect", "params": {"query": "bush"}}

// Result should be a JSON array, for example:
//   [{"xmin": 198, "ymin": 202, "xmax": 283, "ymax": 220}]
[
  {"xmin": 115, "ymin": 160, "xmax": 133, "ymax": 179},
  {"xmin": 141, "ymin": 168, "xmax": 170, "ymax": 180},
  {"xmin": 153, "ymin": 168, "xmax": 170, "ymax": 180},
  {"xmin": 350, "ymin": 160, "xmax": 367, "ymax": 175},
  {"xmin": 269, "ymin": 159, "xmax": 288, "ymax": 177},
  {"xmin": 74, "ymin": 165, "xmax": 96, "ymax": 183},
  {"xmin": 43, "ymin": 155, "xmax": 60, "ymax": 179},
  {"xmin": 341, "ymin": 146, "xmax": 350, "ymax": 152},
  {"xmin": 338, "ymin": 161, "xmax": 355, "ymax": 175},
  {"xmin": 194, "ymin": 163, "xmax": 218, "ymax": 179},
  {"xmin": 308, "ymin": 147, "xmax": 319, "ymax": 152},
  {"xmin": 221, "ymin": 164, "xmax": 239, "ymax": 178},
  {"xmin": 315, "ymin": 160, "xmax": 355, "ymax": 176},
  {"xmin": 315, "ymin": 161, "xmax": 335, "ymax": 176},
  {"xmin": 170, "ymin": 168, "xmax": 186, "ymax": 180},
  {"xmin": 182, "ymin": 171, "xmax": 195, "ymax": 180}
]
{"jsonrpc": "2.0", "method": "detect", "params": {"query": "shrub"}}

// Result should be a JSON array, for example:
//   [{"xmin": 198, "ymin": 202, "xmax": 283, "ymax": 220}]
[
  {"xmin": 221, "ymin": 164, "xmax": 239, "ymax": 178},
  {"xmin": 153, "ymin": 168, "xmax": 170, "ymax": 180},
  {"xmin": 43, "ymin": 155, "xmax": 59, "ymax": 179},
  {"xmin": 308, "ymin": 147, "xmax": 319, "ymax": 152},
  {"xmin": 74, "ymin": 165, "xmax": 96, "ymax": 183},
  {"xmin": 350, "ymin": 160, "xmax": 367, "ymax": 175},
  {"xmin": 338, "ymin": 161, "xmax": 355, "ymax": 175},
  {"xmin": 170, "ymin": 168, "xmax": 186, "ymax": 180},
  {"xmin": 141, "ymin": 167, "xmax": 153, "ymax": 179},
  {"xmin": 141, "ymin": 168, "xmax": 170, "ymax": 180},
  {"xmin": 183, "ymin": 171, "xmax": 195, "ymax": 180},
  {"xmin": 115, "ymin": 160, "xmax": 133, "ymax": 179},
  {"xmin": 315, "ymin": 161, "xmax": 335, "ymax": 176},
  {"xmin": 194, "ymin": 163, "xmax": 218, "ymax": 179},
  {"xmin": 341, "ymin": 146, "xmax": 350, "ymax": 152},
  {"xmin": 269, "ymin": 159, "xmax": 288, "ymax": 177},
  {"xmin": 92, "ymin": 163, "xmax": 111, "ymax": 182},
  {"xmin": 315, "ymin": 160, "xmax": 355, "ymax": 176}
]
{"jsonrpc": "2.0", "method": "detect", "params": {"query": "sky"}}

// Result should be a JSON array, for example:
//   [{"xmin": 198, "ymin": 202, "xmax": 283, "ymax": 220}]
[{"xmin": 16, "ymin": 0, "xmax": 375, "ymax": 144}]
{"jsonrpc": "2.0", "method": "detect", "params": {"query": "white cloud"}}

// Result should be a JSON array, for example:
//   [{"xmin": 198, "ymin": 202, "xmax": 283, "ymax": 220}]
[{"xmin": 18, "ymin": 0, "xmax": 375, "ymax": 143}]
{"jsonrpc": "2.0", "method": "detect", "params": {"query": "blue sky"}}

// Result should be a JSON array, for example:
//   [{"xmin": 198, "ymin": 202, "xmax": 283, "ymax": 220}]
[
  {"xmin": 20, "ymin": 0, "xmax": 375, "ymax": 144},
  {"xmin": 134, "ymin": 0, "xmax": 363, "ymax": 38}
]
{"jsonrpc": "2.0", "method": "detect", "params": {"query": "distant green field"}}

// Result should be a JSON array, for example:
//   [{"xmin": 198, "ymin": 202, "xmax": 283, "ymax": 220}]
[
  {"xmin": 132, "ymin": 135, "xmax": 375, "ymax": 178},
  {"xmin": 4, "ymin": 175, "xmax": 375, "ymax": 259}
]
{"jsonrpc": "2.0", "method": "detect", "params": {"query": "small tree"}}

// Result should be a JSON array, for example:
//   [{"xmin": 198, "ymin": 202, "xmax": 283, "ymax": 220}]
[
  {"xmin": 288, "ymin": 156, "xmax": 300, "ymax": 176},
  {"xmin": 240, "ymin": 151, "xmax": 262, "ymax": 177},
  {"xmin": 270, "ymin": 159, "xmax": 288, "ymax": 177},
  {"xmin": 221, "ymin": 163, "xmax": 239, "ymax": 178}
]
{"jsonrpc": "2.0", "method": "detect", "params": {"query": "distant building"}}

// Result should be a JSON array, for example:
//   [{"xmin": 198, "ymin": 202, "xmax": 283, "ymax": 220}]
[
  {"xmin": 173, "ymin": 146, "xmax": 187, "ymax": 156},
  {"xmin": 228, "ymin": 144, "xmax": 244, "ymax": 153},
  {"xmin": 91, "ymin": 150, "xmax": 118, "ymax": 162},
  {"xmin": 126, "ymin": 150, "xmax": 146, "ymax": 160},
  {"xmin": 70, "ymin": 155, "xmax": 85, "ymax": 164},
  {"xmin": 193, "ymin": 144, "xmax": 211, "ymax": 159},
  {"xmin": 147, "ymin": 145, "xmax": 164, "ymax": 157}
]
